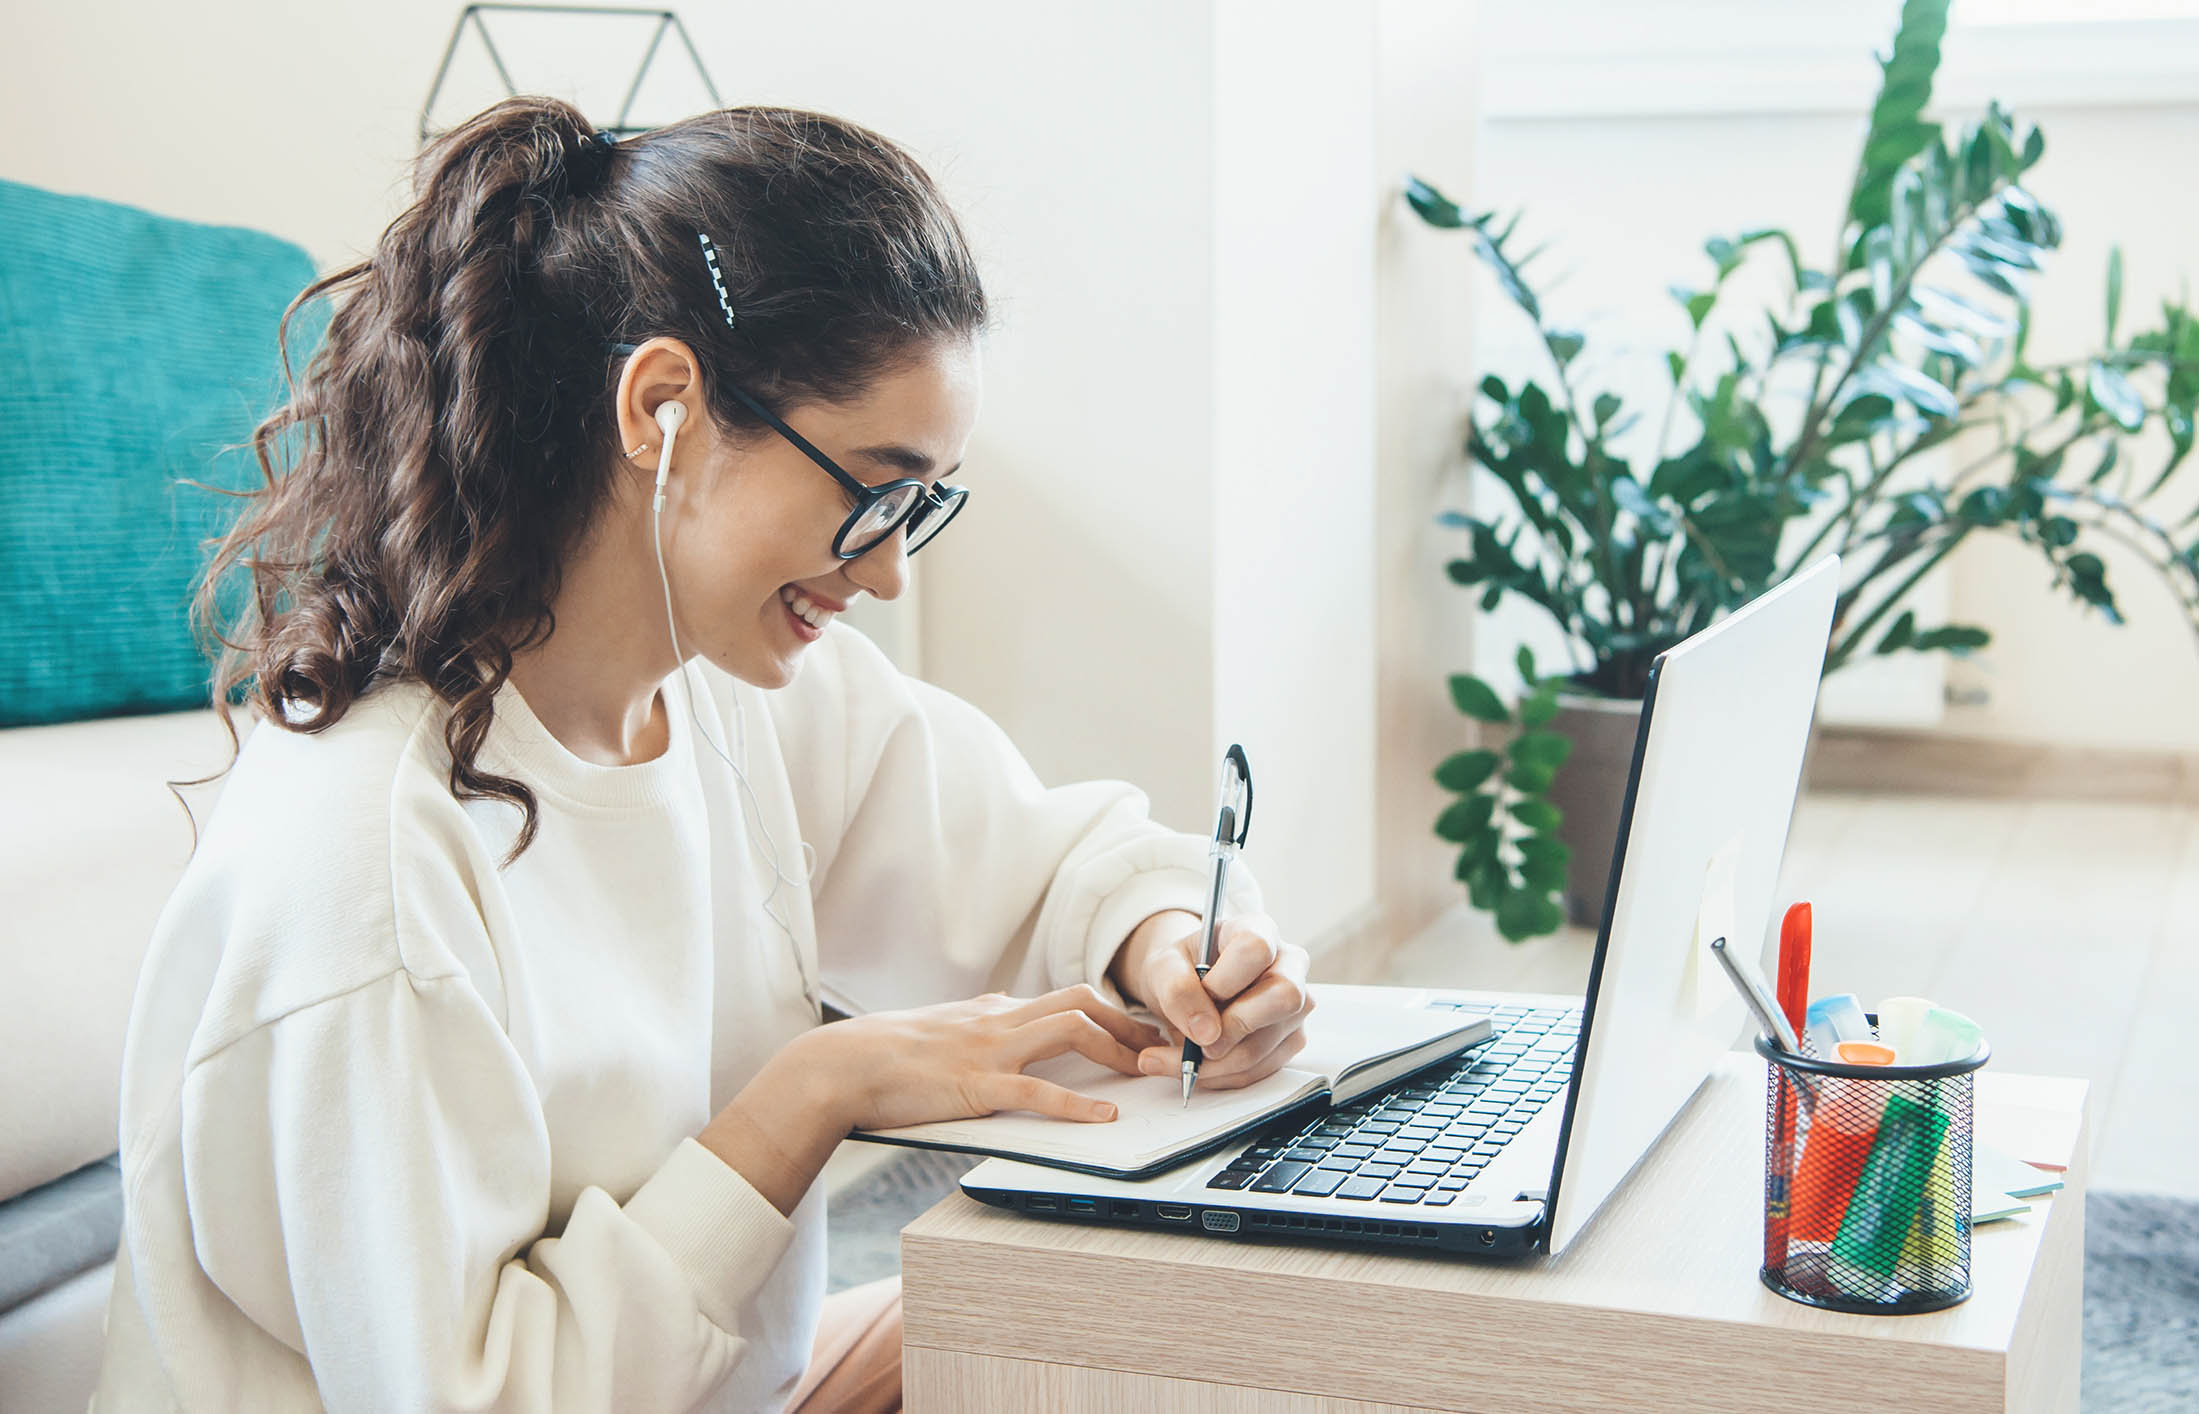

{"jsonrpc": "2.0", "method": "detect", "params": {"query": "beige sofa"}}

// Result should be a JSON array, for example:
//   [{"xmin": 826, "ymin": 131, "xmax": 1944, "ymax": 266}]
[{"xmin": 0, "ymin": 707, "xmax": 237, "ymax": 1413}]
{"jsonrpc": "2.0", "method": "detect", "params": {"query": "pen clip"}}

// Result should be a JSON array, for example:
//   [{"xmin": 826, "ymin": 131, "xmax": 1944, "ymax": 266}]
[{"xmin": 1214, "ymin": 743, "xmax": 1253, "ymax": 851}]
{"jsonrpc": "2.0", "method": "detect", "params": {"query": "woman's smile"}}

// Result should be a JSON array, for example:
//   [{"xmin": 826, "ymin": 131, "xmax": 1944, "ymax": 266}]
[{"xmin": 777, "ymin": 584, "xmax": 844, "ymax": 643}]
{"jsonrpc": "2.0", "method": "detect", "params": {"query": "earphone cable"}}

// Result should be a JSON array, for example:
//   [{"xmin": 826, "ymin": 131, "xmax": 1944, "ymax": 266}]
[{"xmin": 649, "ymin": 418, "xmax": 822, "ymax": 1018}]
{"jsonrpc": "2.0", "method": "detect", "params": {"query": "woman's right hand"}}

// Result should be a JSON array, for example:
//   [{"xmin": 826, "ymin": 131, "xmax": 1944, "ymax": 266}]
[{"xmin": 810, "ymin": 983, "xmax": 1165, "ymax": 1132}]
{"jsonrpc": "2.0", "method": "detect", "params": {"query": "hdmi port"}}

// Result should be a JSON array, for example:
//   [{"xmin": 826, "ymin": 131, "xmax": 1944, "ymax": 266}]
[{"xmin": 1155, "ymin": 1204, "xmax": 1193, "ymax": 1222}]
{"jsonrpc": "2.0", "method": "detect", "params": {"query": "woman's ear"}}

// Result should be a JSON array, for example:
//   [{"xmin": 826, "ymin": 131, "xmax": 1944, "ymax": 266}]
[{"xmin": 612, "ymin": 336, "xmax": 707, "ymax": 473}]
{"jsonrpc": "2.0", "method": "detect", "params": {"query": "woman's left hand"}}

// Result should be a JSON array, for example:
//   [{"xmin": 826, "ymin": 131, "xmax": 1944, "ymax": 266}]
[{"xmin": 1113, "ymin": 911, "xmax": 1314, "ymax": 1091}]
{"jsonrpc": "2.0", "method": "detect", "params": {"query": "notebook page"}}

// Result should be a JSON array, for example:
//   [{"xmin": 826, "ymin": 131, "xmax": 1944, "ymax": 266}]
[
  {"xmin": 858, "ymin": 1055, "xmax": 1324, "ymax": 1172},
  {"xmin": 854, "ymin": 988, "xmax": 1482, "ymax": 1172}
]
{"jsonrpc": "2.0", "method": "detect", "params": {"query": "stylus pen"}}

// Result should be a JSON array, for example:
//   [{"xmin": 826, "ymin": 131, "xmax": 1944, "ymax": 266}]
[{"xmin": 1182, "ymin": 746, "xmax": 1253, "ymax": 1106}]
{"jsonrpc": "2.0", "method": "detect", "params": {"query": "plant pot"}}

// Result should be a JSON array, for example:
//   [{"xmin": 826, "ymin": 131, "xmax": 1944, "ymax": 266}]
[{"xmin": 1543, "ymin": 693, "xmax": 1647, "ymax": 928}]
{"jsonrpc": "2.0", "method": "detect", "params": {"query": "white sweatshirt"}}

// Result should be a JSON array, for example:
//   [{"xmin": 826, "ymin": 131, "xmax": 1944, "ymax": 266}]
[{"xmin": 93, "ymin": 620, "xmax": 1263, "ymax": 1413}]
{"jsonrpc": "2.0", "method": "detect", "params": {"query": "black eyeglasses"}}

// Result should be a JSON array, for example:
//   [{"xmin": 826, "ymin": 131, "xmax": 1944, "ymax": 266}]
[{"xmin": 602, "ymin": 234, "xmax": 966, "ymax": 559}]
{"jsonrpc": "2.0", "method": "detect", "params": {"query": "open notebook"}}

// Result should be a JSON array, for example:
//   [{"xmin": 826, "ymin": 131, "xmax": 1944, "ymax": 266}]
[{"xmin": 850, "ymin": 984, "xmax": 1492, "ymax": 1180}]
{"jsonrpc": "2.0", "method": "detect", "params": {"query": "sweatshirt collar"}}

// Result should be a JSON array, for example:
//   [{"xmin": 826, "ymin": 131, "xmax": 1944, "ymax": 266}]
[{"xmin": 481, "ymin": 669, "xmax": 697, "ymax": 811}]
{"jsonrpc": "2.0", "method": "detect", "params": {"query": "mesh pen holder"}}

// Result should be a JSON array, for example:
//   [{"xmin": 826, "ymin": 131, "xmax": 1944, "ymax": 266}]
[{"xmin": 1757, "ymin": 1017, "xmax": 1990, "ymax": 1314}]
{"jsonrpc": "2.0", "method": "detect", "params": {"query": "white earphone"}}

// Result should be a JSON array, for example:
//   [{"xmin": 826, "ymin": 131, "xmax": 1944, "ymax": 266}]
[
  {"xmin": 651, "ymin": 398, "xmax": 684, "ymax": 512},
  {"xmin": 645, "ymin": 397, "xmax": 821, "ymax": 1016}
]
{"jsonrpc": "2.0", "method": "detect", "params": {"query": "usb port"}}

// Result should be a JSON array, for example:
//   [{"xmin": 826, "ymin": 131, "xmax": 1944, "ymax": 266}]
[
  {"xmin": 1155, "ymin": 1204, "xmax": 1193, "ymax": 1222},
  {"xmin": 1067, "ymin": 1197, "xmax": 1098, "ymax": 1214},
  {"xmin": 1025, "ymin": 1195, "xmax": 1058, "ymax": 1212}
]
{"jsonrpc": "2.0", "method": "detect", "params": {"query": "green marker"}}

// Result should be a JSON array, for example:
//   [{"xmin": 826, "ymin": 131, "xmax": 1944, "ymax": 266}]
[{"xmin": 1828, "ymin": 1089, "xmax": 1950, "ymax": 1301}]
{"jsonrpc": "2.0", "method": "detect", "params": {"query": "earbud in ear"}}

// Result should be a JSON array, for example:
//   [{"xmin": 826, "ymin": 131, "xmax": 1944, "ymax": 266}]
[{"xmin": 651, "ymin": 402, "xmax": 686, "ymax": 512}]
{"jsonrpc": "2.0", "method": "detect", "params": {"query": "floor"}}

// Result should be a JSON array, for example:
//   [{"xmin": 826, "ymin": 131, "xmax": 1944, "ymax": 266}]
[{"xmin": 822, "ymin": 790, "xmax": 2199, "ymax": 1200}]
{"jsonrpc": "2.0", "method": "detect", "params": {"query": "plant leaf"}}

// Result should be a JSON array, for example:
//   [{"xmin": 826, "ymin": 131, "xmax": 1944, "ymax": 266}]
[
  {"xmin": 1435, "ymin": 792, "xmax": 1499, "ymax": 843},
  {"xmin": 1435, "ymin": 749, "xmax": 1502, "ymax": 792},
  {"xmin": 1448, "ymin": 674, "xmax": 1511, "ymax": 724},
  {"xmin": 1508, "ymin": 730, "xmax": 1575, "ymax": 771},
  {"xmin": 2107, "ymin": 244, "xmax": 2124, "ymax": 346},
  {"xmin": 1513, "ymin": 798, "xmax": 1563, "ymax": 833},
  {"xmin": 2088, "ymin": 361, "xmax": 2145, "ymax": 432},
  {"xmin": 1519, "ymin": 687, "xmax": 1561, "ymax": 728}
]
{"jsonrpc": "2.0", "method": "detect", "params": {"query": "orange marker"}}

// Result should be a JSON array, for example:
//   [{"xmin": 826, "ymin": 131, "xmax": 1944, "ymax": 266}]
[
  {"xmin": 1777, "ymin": 903, "xmax": 1812, "ymax": 1037},
  {"xmin": 1766, "ymin": 901, "xmax": 1813, "ymax": 1272},
  {"xmin": 1836, "ymin": 1040, "xmax": 1897, "ymax": 1066}
]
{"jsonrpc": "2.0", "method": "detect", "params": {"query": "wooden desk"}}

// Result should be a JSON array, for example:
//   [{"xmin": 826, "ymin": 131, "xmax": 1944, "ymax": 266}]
[{"xmin": 900, "ymin": 1056, "xmax": 2086, "ymax": 1413}]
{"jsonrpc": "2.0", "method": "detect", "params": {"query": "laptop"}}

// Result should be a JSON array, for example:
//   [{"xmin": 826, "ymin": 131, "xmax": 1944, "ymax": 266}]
[{"xmin": 961, "ymin": 556, "xmax": 1840, "ymax": 1257}]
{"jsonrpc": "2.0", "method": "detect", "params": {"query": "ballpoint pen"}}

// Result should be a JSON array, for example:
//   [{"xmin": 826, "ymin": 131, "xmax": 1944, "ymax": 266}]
[{"xmin": 1182, "ymin": 744, "xmax": 1253, "ymax": 1106}]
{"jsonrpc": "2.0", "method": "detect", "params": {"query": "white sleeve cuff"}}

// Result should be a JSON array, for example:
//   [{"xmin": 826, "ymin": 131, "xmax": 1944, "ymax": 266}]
[
  {"xmin": 1065, "ymin": 836, "xmax": 1267, "ymax": 1009},
  {"xmin": 621, "ymin": 1138, "xmax": 796, "ymax": 1334}
]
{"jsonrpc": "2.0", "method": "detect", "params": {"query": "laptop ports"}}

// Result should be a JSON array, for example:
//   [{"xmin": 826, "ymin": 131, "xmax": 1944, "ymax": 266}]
[
  {"xmin": 1066, "ymin": 1197, "xmax": 1097, "ymax": 1214},
  {"xmin": 1025, "ymin": 1195, "xmax": 1058, "ymax": 1212},
  {"xmin": 1201, "ymin": 1210, "xmax": 1241, "ymax": 1233},
  {"xmin": 1155, "ymin": 1204, "xmax": 1193, "ymax": 1222}
]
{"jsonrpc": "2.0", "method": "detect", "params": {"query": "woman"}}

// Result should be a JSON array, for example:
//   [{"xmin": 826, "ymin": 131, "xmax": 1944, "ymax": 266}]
[{"xmin": 92, "ymin": 99, "xmax": 1311, "ymax": 1413}]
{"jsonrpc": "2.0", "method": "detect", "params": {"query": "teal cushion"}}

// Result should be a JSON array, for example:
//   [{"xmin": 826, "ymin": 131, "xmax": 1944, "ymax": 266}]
[{"xmin": 0, "ymin": 178, "xmax": 324, "ymax": 727}]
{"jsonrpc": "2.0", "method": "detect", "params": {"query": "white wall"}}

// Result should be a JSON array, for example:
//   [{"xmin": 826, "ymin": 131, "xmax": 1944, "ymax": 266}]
[
  {"xmin": 1212, "ymin": 7, "xmax": 1379, "ymax": 947},
  {"xmin": 1375, "ymin": 4, "xmax": 1489, "ymax": 947},
  {"xmin": 2, "ymin": 0, "xmax": 1485, "ymax": 953},
  {"xmin": 1465, "ymin": 1, "xmax": 2199, "ymax": 750}
]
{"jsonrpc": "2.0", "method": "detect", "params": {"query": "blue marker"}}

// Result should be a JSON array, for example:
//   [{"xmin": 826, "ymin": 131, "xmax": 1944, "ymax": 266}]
[{"xmin": 1805, "ymin": 993, "xmax": 1870, "ymax": 1058}]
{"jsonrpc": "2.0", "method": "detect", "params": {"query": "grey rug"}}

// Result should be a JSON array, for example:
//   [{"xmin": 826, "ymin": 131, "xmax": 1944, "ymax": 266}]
[
  {"xmin": 827, "ymin": 1157, "xmax": 2198, "ymax": 1410},
  {"xmin": 826, "ymin": 1148, "xmax": 981, "ymax": 1294},
  {"xmin": 2083, "ymin": 1192, "xmax": 2199, "ymax": 1412}
]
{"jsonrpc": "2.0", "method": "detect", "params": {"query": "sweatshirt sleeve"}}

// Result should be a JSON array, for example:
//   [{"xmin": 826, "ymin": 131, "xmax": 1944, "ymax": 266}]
[
  {"xmin": 769, "ymin": 622, "xmax": 1265, "ymax": 1014},
  {"xmin": 179, "ymin": 963, "xmax": 793, "ymax": 1412}
]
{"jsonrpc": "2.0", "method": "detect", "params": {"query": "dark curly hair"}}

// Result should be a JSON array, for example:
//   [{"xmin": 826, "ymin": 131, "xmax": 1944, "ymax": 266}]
[{"xmin": 177, "ymin": 96, "xmax": 993, "ymax": 864}]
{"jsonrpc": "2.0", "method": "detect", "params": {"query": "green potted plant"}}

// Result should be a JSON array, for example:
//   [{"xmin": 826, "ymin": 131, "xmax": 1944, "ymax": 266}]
[{"xmin": 1415, "ymin": 0, "xmax": 2199, "ymax": 941}]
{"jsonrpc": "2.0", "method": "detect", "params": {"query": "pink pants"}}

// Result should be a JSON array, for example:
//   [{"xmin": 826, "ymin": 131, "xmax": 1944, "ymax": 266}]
[{"xmin": 787, "ymin": 1276, "xmax": 903, "ymax": 1414}]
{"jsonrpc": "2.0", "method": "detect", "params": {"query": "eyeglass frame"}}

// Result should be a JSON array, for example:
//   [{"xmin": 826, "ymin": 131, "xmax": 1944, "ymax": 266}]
[{"xmin": 602, "ymin": 339, "xmax": 966, "ymax": 559}]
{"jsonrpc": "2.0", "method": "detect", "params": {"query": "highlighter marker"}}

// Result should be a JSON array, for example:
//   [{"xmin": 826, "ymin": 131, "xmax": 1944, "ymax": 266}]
[
  {"xmin": 1767, "ymin": 903, "xmax": 1812, "ymax": 1274},
  {"xmin": 1788, "ymin": 1080, "xmax": 1885, "ymax": 1246},
  {"xmin": 1896, "ymin": 1136, "xmax": 1965, "ymax": 1296},
  {"xmin": 1876, "ymin": 995, "xmax": 1934, "ymax": 1058},
  {"xmin": 1805, "ymin": 993, "xmax": 1870, "ymax": 1057},
  {"xmin": 1907, "ymin": 1007, "xmax": 1985, "ymax": 1067},
  {"xmin": 1836, "ymin": 1040, "xmax": 1897, "ymax": 1066},
  {"xmin": 1829, "ymin": 1090, "xmax": 1951, "ymax": 1302}
]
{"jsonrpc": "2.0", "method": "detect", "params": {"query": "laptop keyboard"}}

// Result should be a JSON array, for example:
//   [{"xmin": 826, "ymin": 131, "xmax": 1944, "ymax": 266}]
[{"xmin": 1203, "ymin": 1002, "xmax": 1581, "ymax": 1207}]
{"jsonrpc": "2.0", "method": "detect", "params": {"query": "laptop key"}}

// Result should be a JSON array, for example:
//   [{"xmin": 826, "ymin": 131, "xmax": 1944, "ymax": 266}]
[
  {"xmin": 1336, "ymin": 1176, "xmax": 1387, "ymax": 1200},
  {"xmin": 1291, "ymin": 1167, "xmax": 1350, "ymax": 1198},
  {"xmin": 1379, "ymin": 1184, "xmax": 1430, "ymax": 1203},
  {"xmin": 1435, "ymin": 1176, "xmax": 1470, "ymax": 1190},
  {"xmin": 1423, "ymin": 1191, "xmax": 1459, "ymax": 1206},
  {"xmin": 1251, "ymin": 1162, "xmax": 1313, "ymax": 1193},
  {"xmin": 1207, "ymin": 1171, "xmax": 1255, "ymax": 1190},
  {"xmin": 1332, "ymin": 1142, "xmax": 1376, "ymax": 1160}
]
